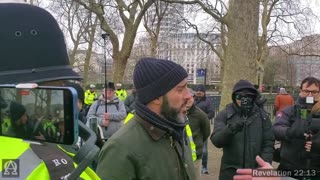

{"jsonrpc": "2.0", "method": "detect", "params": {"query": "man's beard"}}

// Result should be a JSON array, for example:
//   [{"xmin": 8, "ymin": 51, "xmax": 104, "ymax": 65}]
[{"xmin": 160, "ymin": 95, "xmax": 186, "ymax": 123}]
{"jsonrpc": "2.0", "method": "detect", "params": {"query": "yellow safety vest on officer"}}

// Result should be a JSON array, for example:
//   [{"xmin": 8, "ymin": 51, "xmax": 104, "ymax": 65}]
[
  {"xmin": 123, "ymin": 113, "xmax": 197, "ymax": 161},
  {"xmin": 84, "ymin": 89, "xmax": 97, "ymax": 106},
  {"xmin": 115, "ymin": 89, "xmax": 127, "ymax": 101},
  {"xmin": 43, "ymin": 120, "xmax": 57, "ymax": 136},
  {"xmin": 1, "ymin": 116, "xmax": 11, "ymax": 134},
  {"xmin": 0, "ymin": 136, "xmax": 100, "ymax": 180}
]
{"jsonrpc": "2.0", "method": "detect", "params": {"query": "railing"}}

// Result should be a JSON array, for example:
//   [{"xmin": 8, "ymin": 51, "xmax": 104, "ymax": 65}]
[{"xmin": 207, "ymin": 95, "xmax": 276, "ymax": 122}]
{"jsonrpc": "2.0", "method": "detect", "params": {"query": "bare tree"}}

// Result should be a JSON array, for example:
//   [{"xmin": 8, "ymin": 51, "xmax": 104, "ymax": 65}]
[
  {"xmin": 74, "ymin": 0, "xmax": 155, "ymax": 83},
  {"xmin": 164, "ymin": 0, "xmax": 319, "ymax": 107},
  {"xmin": 143, "ymin": 0, "xmax": 169, "ymax": 57},
  {"xmin": 263, "ymin": 57, "xmax": 281, "ymax": 93}
]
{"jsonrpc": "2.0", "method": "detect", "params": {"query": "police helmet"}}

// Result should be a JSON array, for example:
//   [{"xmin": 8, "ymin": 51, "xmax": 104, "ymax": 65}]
[{"xmin": 0, "ymin": 3, "xmax": 81, "ymax": 83}]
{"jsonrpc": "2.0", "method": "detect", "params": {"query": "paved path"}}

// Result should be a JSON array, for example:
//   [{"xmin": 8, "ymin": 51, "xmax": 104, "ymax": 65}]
[{"xmin": 199, "ymin": 139, "xmax": 222, "ymax": 180}]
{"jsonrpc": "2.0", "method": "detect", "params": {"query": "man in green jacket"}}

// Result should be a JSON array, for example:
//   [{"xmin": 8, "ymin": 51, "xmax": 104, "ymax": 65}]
[{"xmin": 96, "ymin": 57, "xmax": 196, "ymax": 180}]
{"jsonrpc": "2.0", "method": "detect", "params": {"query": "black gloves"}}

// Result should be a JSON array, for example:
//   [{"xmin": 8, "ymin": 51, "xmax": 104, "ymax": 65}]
[
  {"xmin": 310, "ymin": 120, "xmax": 320, "ymax": 134},
  {"xmin": 286, "ymin": 119, "xmax": 308, "ymax": 139},
  {"xmin": 228, "ymin": 121, "xmax": 244, "ymax": 134}
]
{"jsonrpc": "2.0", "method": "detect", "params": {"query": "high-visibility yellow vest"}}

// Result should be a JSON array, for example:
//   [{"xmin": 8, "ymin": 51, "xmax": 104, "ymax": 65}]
[
  {"xmin": 123, "ymin": 112, "xmax": 134, "ymax": 125},
  {"xmin": 1, "ymin": 116, "xmax": 11, "ymax": 134},
  {"xmin": 43, "ymin": 121, "xmax": 57, "ymax": 137},
  {"xmin": 0, "ymin": 136, "xmax": 100, "ymax": 180},
  {"xmin": 185, "ymin": 124, "xmax": 197, "ymax": 161},
  {"xmin": 84, "ymin": 90, "xmax": 97, "ymax": 105},
  {"xmin": 123, "ymin": 113, "xmax": 197, "ymax": 161},
  {"xmin": 115, "ymin": 89, "xmax": 127, "ymax": 101}
]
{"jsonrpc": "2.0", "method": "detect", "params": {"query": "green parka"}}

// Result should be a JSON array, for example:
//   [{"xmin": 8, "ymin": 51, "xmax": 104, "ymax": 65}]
[{"xmin": 96, "ymin": 114, "xmax": 196, "ymax": 180}]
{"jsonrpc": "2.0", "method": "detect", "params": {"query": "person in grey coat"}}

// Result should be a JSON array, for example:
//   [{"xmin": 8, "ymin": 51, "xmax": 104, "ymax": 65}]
[
  {"xmin": 87, "ymin": 82, "xmax": 127, "ymax": 140},
  {"xmin": 211, "ymin": 79, "xmax": 274, "ymax": 180}
]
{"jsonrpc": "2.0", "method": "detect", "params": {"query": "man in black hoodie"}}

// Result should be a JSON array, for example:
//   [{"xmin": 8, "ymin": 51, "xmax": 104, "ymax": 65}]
[
  {"xmin": 273, "ymin": 77, "xmax": 320, "ymax": 180},
  {"xmin": 211, "ymin": 79, "xmax": 274, "ymax": 180}
]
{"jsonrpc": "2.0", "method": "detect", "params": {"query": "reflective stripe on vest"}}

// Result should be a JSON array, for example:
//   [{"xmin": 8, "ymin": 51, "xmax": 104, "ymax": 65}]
[
  {"xmin": 0, "ymin": 137, "xmax": 100, "ymax": 180},
  {"xmin": 0, "ymin": 138, "xmax": 41, "ymax": 179},
  {"xmin": 185, "ymin": 124, "xmax": 197, "ymax": 161}
]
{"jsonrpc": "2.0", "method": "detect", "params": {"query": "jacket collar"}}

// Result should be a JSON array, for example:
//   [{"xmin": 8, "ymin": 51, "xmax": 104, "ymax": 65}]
[{"xmin": 135, "ymin": 115, "xmax": 167, "ymax": 141}]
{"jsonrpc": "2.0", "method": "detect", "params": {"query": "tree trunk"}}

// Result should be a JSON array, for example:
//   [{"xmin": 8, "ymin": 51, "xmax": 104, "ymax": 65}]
[
  {"xmin": 83, "ymin": 17, "xmax": 98, "ymax": 85},
  {"xmin": 150, "ymin": 35, "xmax": 158, "ymax": 57},
  {"xmin": 220, "ymin": 0, "xmax": 259, "ymax": 108},
  {"xmin": 112, "ymin": 53, "xmax": 128, "ymax": 83}
]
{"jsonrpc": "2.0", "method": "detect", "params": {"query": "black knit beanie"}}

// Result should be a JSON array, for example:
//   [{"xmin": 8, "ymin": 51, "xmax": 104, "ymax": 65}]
[
  {"xmin": 133, "ymin": 58, "xmax": 188, "ymax": 104},
  {"xmin": 10, "ymin": 102, "xmax": 26, "ymax": 122},
  {"xmin": 196, "ymin": 84, "xmax": 206, "ymax": 93}
]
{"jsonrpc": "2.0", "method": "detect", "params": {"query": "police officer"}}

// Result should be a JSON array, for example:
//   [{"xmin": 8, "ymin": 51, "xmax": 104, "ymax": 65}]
[
  {"xmin": 114, "ymin": 83, "xmax": 127, "ymax": 101},
  {"xmin": 273, "ymin": 77, "xmax": 320, "ymax": 180},
  {"xmin": 84, "ymin": 84, "xmax": 98, "ymax": 114},
  {"xmin": 0, "ymin": 2, "xmax": 99, "ymax": 179}
]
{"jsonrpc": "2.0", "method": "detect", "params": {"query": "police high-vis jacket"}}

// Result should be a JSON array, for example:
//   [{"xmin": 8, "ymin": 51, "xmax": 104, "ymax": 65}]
[
  {"xmin": 84, "ymin": 89, "xmax": 97, "ymax": 106},
  {"xmin": 115, "ymin": 89, "xmax": 127, "ymax": 101},
  {"xmin": 0, "ymin": 136, "xmax": 100, "ymax": 180}
]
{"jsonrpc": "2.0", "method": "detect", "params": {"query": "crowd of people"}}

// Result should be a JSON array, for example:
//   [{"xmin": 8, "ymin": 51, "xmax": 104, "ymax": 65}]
[{"xmin": 1, "ymin": 1, "xmax": 320, "ymax": 180}]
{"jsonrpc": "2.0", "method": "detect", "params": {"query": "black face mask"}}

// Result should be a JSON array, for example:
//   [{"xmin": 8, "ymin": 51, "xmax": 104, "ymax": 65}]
[
  {"xmin": 240, "ymin": 96, "xmax": 254, "ymax": 117},
  {"xmin": 235, "ymin": 93, "xmax": 255, "ymax": 117}
]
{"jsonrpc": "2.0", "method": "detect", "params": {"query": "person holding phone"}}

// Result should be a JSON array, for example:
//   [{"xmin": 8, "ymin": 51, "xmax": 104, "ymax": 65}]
[
  {"xmin": 273, "ymin": 77, "xmax": 320, "ymax": 180},
  {"xmin": 211, "ymin": 79, "xmax": 274, "ymax": 180},
  {"xmin": 0, "ymin": 2, "xmax": 99, "ymax": 179}
]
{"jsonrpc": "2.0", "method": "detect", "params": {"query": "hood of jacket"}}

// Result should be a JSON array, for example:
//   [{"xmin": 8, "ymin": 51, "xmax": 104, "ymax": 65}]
[{"xmin": 232, "ymin": 80, "xmax": 259, "ymax": 104}]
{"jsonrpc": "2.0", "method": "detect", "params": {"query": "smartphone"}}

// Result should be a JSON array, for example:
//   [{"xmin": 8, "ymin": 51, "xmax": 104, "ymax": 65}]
[{"xmin": 0, "ymin": 85, "xmax": 78, "ymax": 145}]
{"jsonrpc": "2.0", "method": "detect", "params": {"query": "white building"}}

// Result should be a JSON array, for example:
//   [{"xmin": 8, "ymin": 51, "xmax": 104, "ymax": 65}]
[
  {"xmin": 129, "ymin": 33, "xmax": 221, "ymax": 85},
  {"xmin": 146, "ymin": 2, "xmax": 184, "ymax": 36}
]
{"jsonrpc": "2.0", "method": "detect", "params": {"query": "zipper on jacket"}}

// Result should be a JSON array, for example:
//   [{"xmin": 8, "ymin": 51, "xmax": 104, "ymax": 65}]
[{"xmin": 242, "ymin": 117, "xmax": 247, "ymax": 168}]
